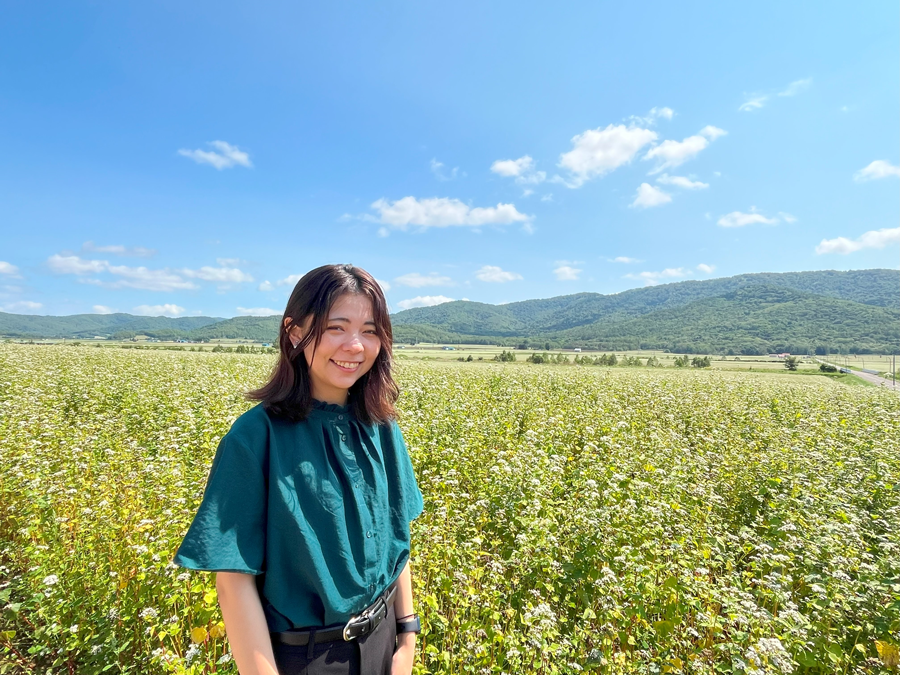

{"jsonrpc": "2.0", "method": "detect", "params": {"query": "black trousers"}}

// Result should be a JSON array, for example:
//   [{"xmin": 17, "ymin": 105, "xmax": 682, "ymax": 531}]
[{"xmin": 272, "ymin": 603, "xmax": 398, "ymax": 675}]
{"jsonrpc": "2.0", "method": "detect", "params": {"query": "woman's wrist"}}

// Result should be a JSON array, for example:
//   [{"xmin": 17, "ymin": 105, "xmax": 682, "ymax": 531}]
[{"xmin": 396, "ymin": 631, "xmax": 416, "ymax": 650}]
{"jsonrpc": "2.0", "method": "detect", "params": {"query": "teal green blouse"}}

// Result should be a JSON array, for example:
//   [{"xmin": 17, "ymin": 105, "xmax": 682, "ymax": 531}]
[{"xmin": 173, "ymin": 400, "xmax": 424, "ymax": 632}]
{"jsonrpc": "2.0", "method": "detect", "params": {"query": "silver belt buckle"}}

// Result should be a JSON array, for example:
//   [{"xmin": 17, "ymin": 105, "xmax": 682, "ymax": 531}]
[{"xmin": 342, "ymin": 614, "xmax": 360, "ymax": 641}]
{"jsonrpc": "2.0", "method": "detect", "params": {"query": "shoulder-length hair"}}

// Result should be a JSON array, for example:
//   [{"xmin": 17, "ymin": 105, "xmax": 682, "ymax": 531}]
[{"xmin": 246, "ymin": 264, "xmax": 398, "ymax": 425}]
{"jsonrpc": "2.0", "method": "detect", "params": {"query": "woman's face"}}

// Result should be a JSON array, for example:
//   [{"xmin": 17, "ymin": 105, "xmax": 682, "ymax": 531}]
[{"xmin": 285, "ymin": 293, "xmax": 381, "ymax": 406}]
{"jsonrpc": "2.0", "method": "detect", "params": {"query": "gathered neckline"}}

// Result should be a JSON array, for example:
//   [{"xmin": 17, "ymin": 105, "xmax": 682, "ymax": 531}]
[{"xmin": 310, "ymin": 398, "xmax": 351, "ymax": 415}]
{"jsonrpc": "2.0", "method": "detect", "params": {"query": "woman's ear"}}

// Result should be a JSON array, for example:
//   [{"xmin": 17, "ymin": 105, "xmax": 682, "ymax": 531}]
[{"xmin": 283, "ymin": 317, "xmax": 301, "ymax": 348}]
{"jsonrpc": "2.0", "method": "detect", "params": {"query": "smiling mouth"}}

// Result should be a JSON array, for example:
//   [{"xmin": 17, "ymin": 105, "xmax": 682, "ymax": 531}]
[{"xmin": 331, "ymin": 359, "xmax": 362, "ymax": 371}]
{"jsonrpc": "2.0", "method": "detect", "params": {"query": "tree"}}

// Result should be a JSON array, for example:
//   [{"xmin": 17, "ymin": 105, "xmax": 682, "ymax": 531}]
[
  {"xmin": 691, "ymin": 356, "xmax": 711, "ymax": 368},
  {"xmin": 784, "ymin": 356, "xmax": 800, "ymax": 371}
]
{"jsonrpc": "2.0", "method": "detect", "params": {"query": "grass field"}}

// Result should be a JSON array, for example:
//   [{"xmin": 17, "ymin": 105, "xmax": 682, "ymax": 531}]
[{"xmin": 2, "ymin": 345, "xmax": 899, "ymax": 674}]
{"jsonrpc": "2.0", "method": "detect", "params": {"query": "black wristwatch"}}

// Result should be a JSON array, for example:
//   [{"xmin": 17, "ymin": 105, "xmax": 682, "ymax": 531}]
[{"xmin": 396, "ymin": 614, "xmax": 421, "ymax": 634}]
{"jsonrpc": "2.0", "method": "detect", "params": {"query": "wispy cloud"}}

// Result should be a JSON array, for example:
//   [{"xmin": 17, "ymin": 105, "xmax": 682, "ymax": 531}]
[
  {"xmin": 2, "ymin": 300, "xmax": 43, "ymax": 313},
  {"xmin": 625, "ymin": 267, "xmax": 689, "ymax": 286},
  {"xmin": 717, "ymin": 209, "xmax": 781, "ymax": 228},
  {"xmin": 82, "ymin": 241, "xmax": 156, "ymax": 258},
  {"xmin": 739, "ymin": 95, "xmax": 768, "ymax": 112},
  {"xmin": 258, "ymin": 280, "xmax": 274, "ymax": 291},
  {"xmin": 610, "ymin": 256, "xmax": 642, "ymax": 264},
  {"xmin": 370, "ymin": 197, "xmax": 532, "ymax": 232},
  {"xmin": 643, "ymin": 126, "xmax": 726, "ymax": 175},
  {"xmin": 430, "ymin": 158, "xmax": 461, "ymax": 181},
  {"xmin": 396, "ymin": 295, "xmax": 455, "ymax": 310},
  {"xmin": 133, "ymin": 304, "xmax": 185, "ymax": 317},
  {"xmin": 628, "ymin": 107, "xmax": 675, "ymax": 126},
  {"xmin": 490, "ymin": 155, "xmax": 546, "ymax": 184},
  {"xmin": 557, "ymin": 124, "xmax": 658, "ymax": 187},
  {"xmin": 631, "ymin": 183, "xmax": 672, "ymax": 209},
  {"xmin": 394, "ymin": 272, "xmax": 454, "ymax": 288},
  {"xmin": 553, "ymin": 261, "xmax": 583, "ymax": 281},
  {"xmin": 0, "ymin": 261, "xmax": 21, "ymax": 278},
  {"xmin": 178, "ymin": 141, "xmax": 252, "ymax": 170},
  {"xmin": 656, "ymin": 174, "xmax": 709, "ymax": 190},
  {"xmin": 92, "ymin": 305, "xmax": 116, "ymax": 314},
  {"xmin": 46, "ymin": 254, "xmax": 253, "ymax": 292},
  {"xmin": 475, "ymin": 265, "xmax": 523, "ymax": 282},
  {"xmin": 236, "ymin": 306, "xmax": 281, "ymax": 316},
  {"xmin": 696, "ymin": 263, "xmax": 716, "ymax": 274},
  {"xmin": 815, "ymin": 227, "xmax": 900, "ymax": 254},
  {"xmin": 276, "ymin": 274, "xmax": 303, "ymax": 287},
  {"xmin": 854, "ymin": 160, "xmax": 900, "ymax": 182},
  {"xmin": 740, "ymin": 77, "xmax": 812, "ymax": 111},
  {"xmin": 778, "ymin": 78, "xmax": 812, "ymax": 97}
]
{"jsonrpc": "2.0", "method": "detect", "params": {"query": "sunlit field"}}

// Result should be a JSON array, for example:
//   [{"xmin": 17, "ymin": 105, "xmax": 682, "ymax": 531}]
[{"xmin": 1, "ymin": 345, "xmax": 899, "ymax": 674}]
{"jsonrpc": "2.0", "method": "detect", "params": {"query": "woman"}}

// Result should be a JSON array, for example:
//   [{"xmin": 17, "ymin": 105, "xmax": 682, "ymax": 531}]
[{"xmin": 173, "ymin": 264, "xmax": 424, "ymax": 675}]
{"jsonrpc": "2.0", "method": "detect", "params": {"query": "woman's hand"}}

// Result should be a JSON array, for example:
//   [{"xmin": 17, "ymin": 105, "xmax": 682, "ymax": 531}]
[{"xmin": 392, "ymin": 633, "xmax": 415, "ymax": 675}]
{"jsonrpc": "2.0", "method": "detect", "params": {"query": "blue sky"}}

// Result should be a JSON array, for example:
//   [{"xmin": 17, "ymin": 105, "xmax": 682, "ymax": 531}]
[{"xmin": 1, "ymin": 1, "xmax": 898, "ymax": 318}]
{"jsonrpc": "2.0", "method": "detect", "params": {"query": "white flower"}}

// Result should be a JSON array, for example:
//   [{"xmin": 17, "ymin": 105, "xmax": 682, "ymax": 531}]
[
  {"xmin": 139, "ymin": 607, "xmax": 158, "ymax": 620},
  {"xmin": 217, "ymin": 653, "xmax": 234, "ymax": 665},
  {"xmin": 184, "ymin": 644, "xmax": 201, "ymax": 666},
  {"xmin": 43, "ymin": 575, "xmax": 59, "ymax": 586}
]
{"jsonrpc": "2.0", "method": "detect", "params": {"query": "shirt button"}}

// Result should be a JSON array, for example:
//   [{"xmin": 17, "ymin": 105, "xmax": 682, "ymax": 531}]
[
  {"xmin": 366, "ymin": 531, "xmax": 373, "ymax": 538},
  {"xmin": 340, "ymin": 435, "xmax": 347, "ymax": 442},
  {"xmin": 356, "ymin": 482, "xmax": 361, "ymax": 488},
  {"xmin": 337, "ymin": 415, "xmax": 344, "ymax": 420}
]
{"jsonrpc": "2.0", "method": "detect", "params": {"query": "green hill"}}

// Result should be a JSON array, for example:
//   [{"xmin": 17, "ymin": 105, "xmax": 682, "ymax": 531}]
[{"xmin": 2, "ymin": 268, "xmax": 897, "ymax": 354}]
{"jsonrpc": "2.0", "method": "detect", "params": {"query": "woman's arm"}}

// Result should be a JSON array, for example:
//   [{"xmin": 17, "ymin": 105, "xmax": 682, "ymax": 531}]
[
  {"xmin": 392, "ymin": 559, "xmax": 416, "ymax": 675},
  {"xmin": 216, "ymin": 572, "xmax": 279, "ymax": 675}
]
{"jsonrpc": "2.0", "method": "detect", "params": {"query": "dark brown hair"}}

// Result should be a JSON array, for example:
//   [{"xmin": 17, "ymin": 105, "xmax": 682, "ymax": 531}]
[{"xmin": 246, "ymin": 264, "xmax": 398, "ymax": 425}]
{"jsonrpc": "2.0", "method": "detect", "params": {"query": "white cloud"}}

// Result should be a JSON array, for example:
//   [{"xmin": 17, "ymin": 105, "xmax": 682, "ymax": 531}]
[
  {"xmin": 778, "ymin": 78, "xmax": 812, "ymax": 97},
  {"xmin": 2, "ymin": 300, "xmax": 43, "ymax": 313},
  {"xmin": 739, "ymin": 95, "xmax": 768, "ymax": 112},
  {"xmin": 643, "ymin": 127, "xmax": 726, "ymax": 175},
  {"xmin": 0, "ymin": 261, "xmax": 20, "ymax": 277},
  {"xmin": 854, "ymin": 160, "xmax": 900, "ymax": 182},
  {"xmin": 631, "ymin": 183, "xmax": 672, "ymax": 208},
  {"xmin": 697, "ymin": 263, "xmax": 716, "ymax": 274},
  {"xmin": 553, "ymin": 264, "xmax": 582, "ymax": 281},
  {"xmin": 475, "ymin": 265, "xmax": 523, "ymax": 282},
  {"xmin": 717, "ymin": 210, "xmax": 780, "ymax": 228},
  {"xmin": 540, "ymin": 194, "xmax": 553, "ymax": 202},
  {"xmin": 557, "ymin": 124, "xmax": 658, "ymax": 187},
  {"xmin": 47, "ymin": 254, "xmax": 252, "ymax": 291},
  {"xmin": 522, "ymin": 188, "xmax": 534, "ymax": 197},
  {"xmin": 258, "ymin": 280, "xmax": 274, "ymax": 292},
  {"xmin": 491, "ymin": 155, "xmax": 546, "ymax": 185},
  {"xmin": 396, "ymin": 295, "xmax": 455, "ymax": 310},
  {"xmin": 394, "ymin": 272, "xmax": 454, "ymax": 288},
  {"xmin": 625, "ymin": 267, "xmax": 689, "ymax": 286},
  {"xmin": 375, "ymin": 278, "xmax": 391, "ymax": 292},
  {"xmin": 430, "ymin": 158, "xmax": 460, "ymax": 181},
  {"xmin": 656, "ymin": 174, "xmax": 709, "ymax": 190},
  {"xmin": 132, "ymin": 304, "xmax": 186, "ymax": 317},
  {"xmin": 611, "ymin": 256, "xmax": 641, "ymax": 264},
  {"xmin": 82, "ymin": 241, "xmax": 156, "ymax": 258},
  {"xmin": 740, "ymin": 78, "xmax": 811, "ymax": 112},
  {"xmin": 778, "ymin": 212, "xmax": 798, "ymax": 223},
  {"xmin": 236, "ymin": 306, "xmax": 281, "ymax": 316},
  {"xmin": 370, "ymin": 197, "xmax": 532, "ymax": 231},
  {"xmin": 815, "ymin": 227, "xmax": 900, "ymax": 254},
  {"xmin": 276, "ymin": 274, "xmax": 303, "ymax": 287},
  {"xmin": 178, "ymin": 141, "xmax": 252, "ymax": 170},
  {"xmin": 629, "ymin": 107, "xmax": 676, "ymax": 126},
  {"xmin": 181, "ymin": 265, "xmax": 253, "ymax": 283},
  {"xmin": 92, "ymin": 305, "xmax": 116, "ymax": 314},
  {"xmin": 48, "ymin": 254, "xmax": 108, "ymax": 275}
]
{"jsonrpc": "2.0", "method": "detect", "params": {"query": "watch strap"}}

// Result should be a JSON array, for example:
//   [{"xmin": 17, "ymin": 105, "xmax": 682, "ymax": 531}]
[{"xmin": 396, "ymin": 614, "xmax": 421, "ymax": 634}]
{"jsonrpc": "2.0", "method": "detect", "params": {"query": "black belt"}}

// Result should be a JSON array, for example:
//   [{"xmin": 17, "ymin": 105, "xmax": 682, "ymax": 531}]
[{"xmin": 270, "ymin": 583, "xmax": 398, "ymax": 646}]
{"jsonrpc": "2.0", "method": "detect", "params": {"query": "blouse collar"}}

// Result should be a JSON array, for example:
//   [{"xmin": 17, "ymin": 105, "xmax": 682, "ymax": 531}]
[{"xmin": 310, "ymin": 398, "xmax": 351, "ymax": 416}]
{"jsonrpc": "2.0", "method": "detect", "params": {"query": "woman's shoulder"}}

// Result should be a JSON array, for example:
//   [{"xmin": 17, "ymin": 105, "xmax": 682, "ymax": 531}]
[{"xmin": 222, "ymin": 403, "xmax": 275, "ymax": 462}]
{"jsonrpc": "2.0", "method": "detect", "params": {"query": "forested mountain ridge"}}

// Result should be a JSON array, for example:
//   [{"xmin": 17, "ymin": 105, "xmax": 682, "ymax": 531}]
[{"xmin": 1, "ymin": 268, "xmax": 897, "ymax": 354}]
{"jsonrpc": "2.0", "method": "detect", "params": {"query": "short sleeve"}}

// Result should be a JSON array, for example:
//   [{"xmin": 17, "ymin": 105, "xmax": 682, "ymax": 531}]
[
  {"xmin": 173, "ymin": 433, "xmax": 267, "ymax": 574},
  {"xmin": 393, "ymin": 422, "xmax": 425, "ymax": 523}
]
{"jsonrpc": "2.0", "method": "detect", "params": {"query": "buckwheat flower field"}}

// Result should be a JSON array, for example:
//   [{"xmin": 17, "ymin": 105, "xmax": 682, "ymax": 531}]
[{"xmin": 1, "ymin": 344, "xmax": 899, "ymax": 674}]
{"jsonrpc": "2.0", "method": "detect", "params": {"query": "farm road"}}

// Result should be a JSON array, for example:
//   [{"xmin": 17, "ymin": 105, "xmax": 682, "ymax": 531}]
[{"xmin": 815, "ymin": 359, "xmax": 899, "ymax": 390}]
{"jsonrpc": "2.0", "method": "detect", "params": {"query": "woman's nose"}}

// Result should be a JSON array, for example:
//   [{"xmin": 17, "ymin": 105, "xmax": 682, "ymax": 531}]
[{"xmin": 343, "ymin": 336, "xmax": 365, "ymax": 353}]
